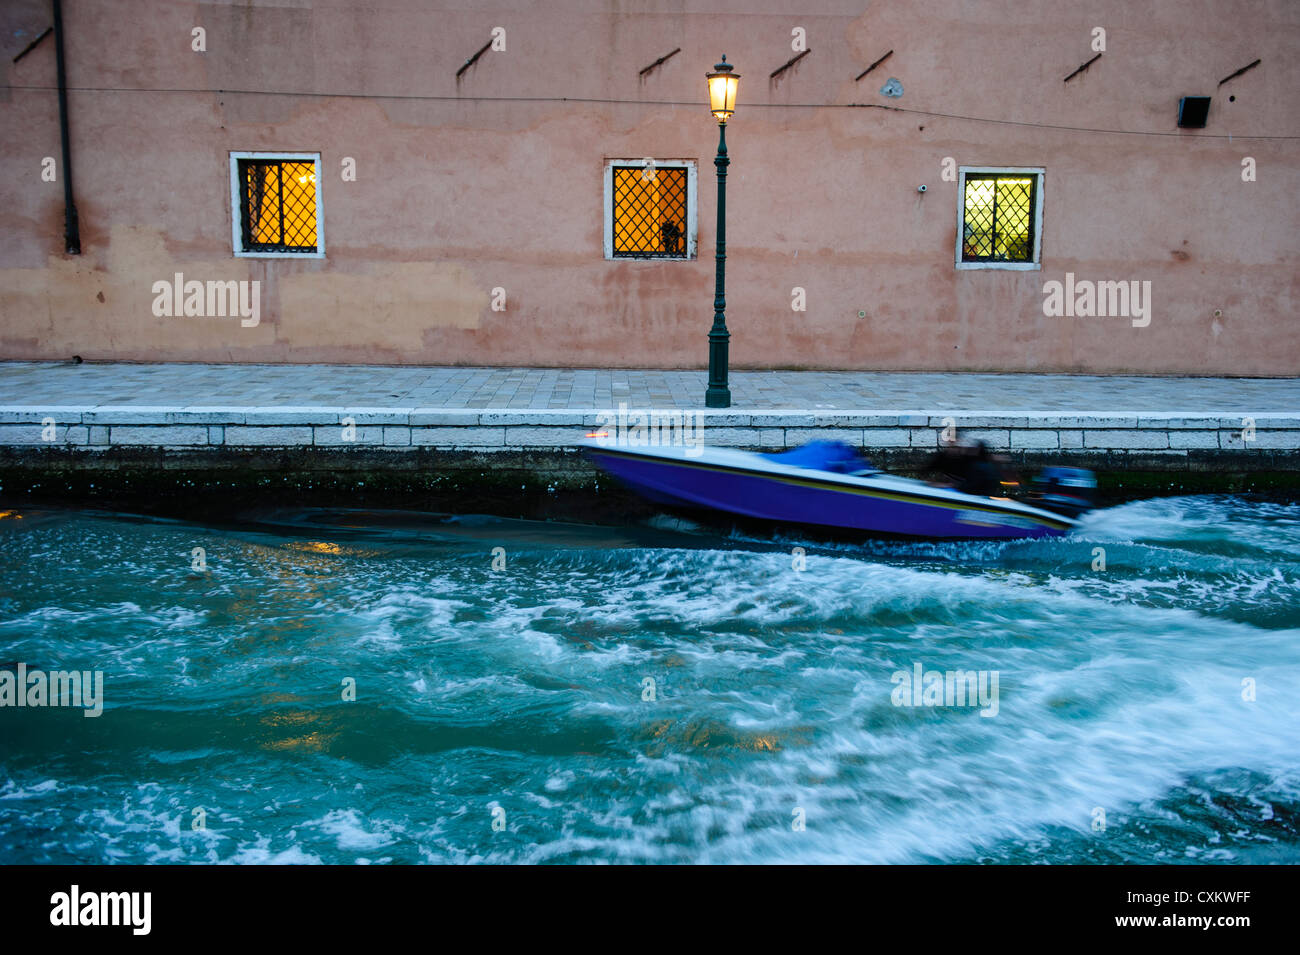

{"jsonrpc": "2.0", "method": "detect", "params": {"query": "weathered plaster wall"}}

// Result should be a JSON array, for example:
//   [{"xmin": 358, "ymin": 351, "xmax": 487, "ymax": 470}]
[{"xmin": 1, "ymin": 0, "xmax": 1296, "ymax": 373}]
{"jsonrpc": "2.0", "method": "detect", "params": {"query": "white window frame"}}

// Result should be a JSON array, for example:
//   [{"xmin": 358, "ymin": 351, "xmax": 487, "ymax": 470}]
[
  {"xmin": 955, "ymin": 166, "xmax": 1044, "ymax": 271},
  {"xmin": 229, "ymin": 151, "xmax": 325, "ymax": 258},
  {"xmin": 603, "ymin": 159, "xmax": 698, "ymax": 261}
]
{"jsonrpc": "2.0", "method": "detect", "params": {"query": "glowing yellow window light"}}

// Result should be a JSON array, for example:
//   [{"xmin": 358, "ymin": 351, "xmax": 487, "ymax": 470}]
[
  {"xmin": 962, "ymin": 175, "xmax": 1034, "ymax": 262},
  {"xmin": 244, "ymin": 160, "xmax": 318, "ymax": 249},
  {"xmin": 612, "ymin": 166, "xmax": 687, "ymax": 256}
]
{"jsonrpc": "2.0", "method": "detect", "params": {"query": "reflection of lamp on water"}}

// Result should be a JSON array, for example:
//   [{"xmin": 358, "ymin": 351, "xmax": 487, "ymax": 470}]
[{"xmin": 286, "ymin": 541, "xmax": 341, "ymax": 554}]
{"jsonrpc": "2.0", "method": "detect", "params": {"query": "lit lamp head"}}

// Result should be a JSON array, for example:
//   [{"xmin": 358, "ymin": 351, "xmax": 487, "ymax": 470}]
[{"xmin": 706, "ymin": 56, "xmax": 740, "ymax": 123}]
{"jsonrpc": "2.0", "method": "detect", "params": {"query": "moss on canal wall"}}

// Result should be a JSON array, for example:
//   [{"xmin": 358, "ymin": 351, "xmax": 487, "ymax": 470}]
[{"xmin": 0, "ymin": 446, "xmax": 1296, "ymax": 521}]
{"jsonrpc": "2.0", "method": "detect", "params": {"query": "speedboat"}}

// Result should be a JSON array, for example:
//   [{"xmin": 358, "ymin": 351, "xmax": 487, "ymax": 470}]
[{"xmin": 581, "ymin": 438, "xmax": 1092, "ymax": 540}]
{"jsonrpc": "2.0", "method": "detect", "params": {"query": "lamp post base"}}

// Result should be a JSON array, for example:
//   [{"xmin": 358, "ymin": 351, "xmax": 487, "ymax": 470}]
[{"xmin": 704, "ymin": 386, "xmax": 731, "ymax": 409}]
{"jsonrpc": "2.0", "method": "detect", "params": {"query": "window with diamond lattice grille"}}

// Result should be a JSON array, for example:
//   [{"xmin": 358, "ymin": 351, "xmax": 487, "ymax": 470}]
[
  {"xmin": 237, "ymin": 158, "xmax": 319, "ymax": 253},
  {"xmin": 612, "ymin": 166, "xmax": 688, "ymax": 258},
  {"xmin": 961, "ymin": 174, "xmax": 1036, "ymax": 263}
]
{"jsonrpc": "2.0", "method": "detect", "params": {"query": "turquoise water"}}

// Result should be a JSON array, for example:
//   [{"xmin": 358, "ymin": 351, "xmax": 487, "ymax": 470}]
[{"xmin": 1, "ymin": 497, "xmax": 1297, "ymax": 864}]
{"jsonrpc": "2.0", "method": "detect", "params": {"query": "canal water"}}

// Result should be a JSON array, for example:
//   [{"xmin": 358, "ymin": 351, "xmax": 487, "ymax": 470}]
[{"xmin": 1, "ymin": 496, "xmax": 1297, "ymax": 864}]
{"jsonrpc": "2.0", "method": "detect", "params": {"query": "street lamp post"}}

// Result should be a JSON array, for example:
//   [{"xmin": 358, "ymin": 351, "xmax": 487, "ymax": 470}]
[{"xmin": 704, "ymin": 56, "xmax": 739, "ymax": 408}]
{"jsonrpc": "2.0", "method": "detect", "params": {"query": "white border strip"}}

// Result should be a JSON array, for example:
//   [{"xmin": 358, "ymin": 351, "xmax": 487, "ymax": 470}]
[{"xmin": 603, "ymin": 159, "xmax": 698, "ymax": 261}]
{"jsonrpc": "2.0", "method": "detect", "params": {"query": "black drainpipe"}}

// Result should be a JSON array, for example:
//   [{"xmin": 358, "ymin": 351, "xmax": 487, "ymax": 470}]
[{"xmin": 52, "ymin": 0, "xmax": 79, "ymax": 254}]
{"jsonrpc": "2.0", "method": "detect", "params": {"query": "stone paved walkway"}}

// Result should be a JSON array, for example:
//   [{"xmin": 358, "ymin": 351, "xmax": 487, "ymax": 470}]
[{"xmin": 1, "ymin": 361, "xmax": 1297, "ymax": 413}]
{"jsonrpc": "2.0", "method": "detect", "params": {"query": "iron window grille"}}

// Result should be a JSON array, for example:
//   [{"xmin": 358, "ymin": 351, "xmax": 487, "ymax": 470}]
[
  {"xmin": 232, "ymin": 155, "xmax": 321, "ymax": 255},
  {"xmin": 611, "ymin": 165, "xmax": 690, "ymax": 258},
  {"xmin": 960, "ymin": 173, "xmax": 1038, "ymax": 264}
]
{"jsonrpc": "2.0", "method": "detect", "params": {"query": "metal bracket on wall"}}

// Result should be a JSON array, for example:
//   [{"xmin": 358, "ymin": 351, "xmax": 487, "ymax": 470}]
[
  {"xmin": 639, "ymin": 47, "xmax": 681, "ymax": 77},
  {"xmin": 456, "ymin": 39, "xmax": 494, "ymax": 79},
  {"xmin": 11, "ymin": 27, "xmax": 52, "ymax": 64},
  {"xmin": 855, "ymin": 50, "xmax": 893, "ymax": 82},
  {"xmin": 770, "ymin": 48, "xmax": 811, "ymax": 80},
  {"xmin": 1063, "ymin": 53, "xmax": 1102, "ymax": 83},
  {"xmin": 1218, "ymin": 59, "xmax": 1260, "ymax": 86}
]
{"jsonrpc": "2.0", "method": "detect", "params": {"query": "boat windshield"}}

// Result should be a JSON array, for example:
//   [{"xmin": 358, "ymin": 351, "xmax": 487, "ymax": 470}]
[{"xmin": 760, "ymin": 440, "xmax": 876, "ymax": 475}]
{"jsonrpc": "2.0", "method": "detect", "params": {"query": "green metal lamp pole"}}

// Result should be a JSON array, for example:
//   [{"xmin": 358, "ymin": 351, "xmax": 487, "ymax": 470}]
[
  {"xmin": 704, "ymin": 57, "xmax": 739, "ymax": 409},
  {"xmin": 705, "ymin": 120, "xmax": 731, "ymax": 408}
]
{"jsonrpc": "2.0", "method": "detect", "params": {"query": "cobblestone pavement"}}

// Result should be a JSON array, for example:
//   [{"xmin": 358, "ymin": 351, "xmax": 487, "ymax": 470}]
[{"xmin": 1, "ymin": 362, "xmax": 1296, "ymax": 412}]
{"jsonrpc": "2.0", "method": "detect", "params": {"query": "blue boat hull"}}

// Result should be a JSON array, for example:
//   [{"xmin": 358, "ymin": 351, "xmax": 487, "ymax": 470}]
[{"xmin": 586, "ymin": 444, "xmax": 1076, "ymax": 540}]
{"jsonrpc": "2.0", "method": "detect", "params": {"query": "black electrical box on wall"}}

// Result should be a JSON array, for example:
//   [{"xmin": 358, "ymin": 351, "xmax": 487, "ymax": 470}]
[{"xmin": 1178, "ymin": 96, "xmax": 1212, "ymax": 128}]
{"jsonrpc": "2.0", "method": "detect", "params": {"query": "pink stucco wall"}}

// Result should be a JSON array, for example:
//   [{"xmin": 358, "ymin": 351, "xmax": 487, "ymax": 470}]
[{"xmin": 1, "ymin": 0, "xmax": 1296, "ymax": 374}]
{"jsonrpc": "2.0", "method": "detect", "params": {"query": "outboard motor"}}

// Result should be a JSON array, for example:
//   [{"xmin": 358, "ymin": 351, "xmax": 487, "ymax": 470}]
[{"xmin": 1028, "ymin": 466, "xmax": 1097, "ymax": 518}]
